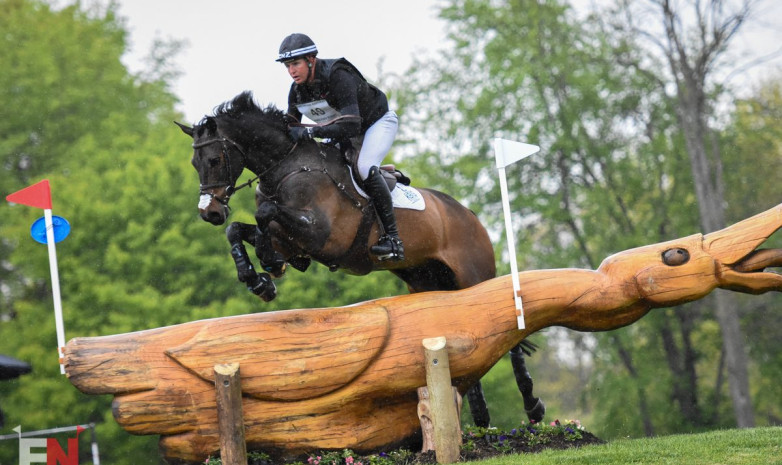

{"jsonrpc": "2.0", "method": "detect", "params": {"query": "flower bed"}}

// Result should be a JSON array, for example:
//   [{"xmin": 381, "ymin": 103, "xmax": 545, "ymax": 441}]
[{"xmin": 204, "ymin": 420, "xmax": 603, "ymax": 465}]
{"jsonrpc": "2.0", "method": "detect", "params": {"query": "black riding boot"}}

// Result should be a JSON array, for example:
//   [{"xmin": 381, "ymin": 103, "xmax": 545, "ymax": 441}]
[{"xmin": 364, "ymin": 166, "xmax": 404, "ymax": 261}]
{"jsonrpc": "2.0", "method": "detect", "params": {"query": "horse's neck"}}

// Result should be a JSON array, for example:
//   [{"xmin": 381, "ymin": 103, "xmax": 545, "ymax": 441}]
[
  {"xmin": 277, "ymin": 142, "xmax": 346, "ymax": 178},
  {"xmin": 253, "ymin": 142, "xmax": 351, "ymax": 195}
]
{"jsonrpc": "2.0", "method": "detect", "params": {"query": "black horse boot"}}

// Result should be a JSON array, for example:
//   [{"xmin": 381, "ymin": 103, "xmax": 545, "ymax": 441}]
[{"xmin": 364, "ymin": 166, "xmax": 405, "ymax": 261}]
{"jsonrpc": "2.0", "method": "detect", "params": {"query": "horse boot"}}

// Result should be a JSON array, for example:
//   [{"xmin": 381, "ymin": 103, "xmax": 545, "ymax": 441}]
[
  {"xmin": 466, "ymin": 381, "xmax": 491, "ymax": 428},
  {"xmin": 510, "ymin": 344, "xmax": 545, "ymax": 422},
  {"xmin": 364, "ymin": 165, "xmax": 405, "ymax": 261}
]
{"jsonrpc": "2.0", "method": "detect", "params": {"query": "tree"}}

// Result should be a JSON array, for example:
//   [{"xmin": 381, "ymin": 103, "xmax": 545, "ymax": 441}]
[
  {"xmin": 1, "ymin": 3, "xmax": 408, "ymax": 463},
  {"xmin": 390, "ymin": 0, "xmax": 780, "ymax": 438},
  {"xmin": 606, "ymin": 0, "xmax": 779, "ymax": 429},
  {"xmin": 391, "ymin": 0, "xmax": 701, "ymax": 435},
  {"xmin": 722, "ymin": 77, "xmax": 782, "ymax": 427}
]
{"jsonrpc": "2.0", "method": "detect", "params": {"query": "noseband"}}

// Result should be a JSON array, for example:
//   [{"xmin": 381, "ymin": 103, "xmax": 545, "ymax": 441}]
[{"xmin": 193, "ymin": 136, "xmax": 256, "ymax": 206}]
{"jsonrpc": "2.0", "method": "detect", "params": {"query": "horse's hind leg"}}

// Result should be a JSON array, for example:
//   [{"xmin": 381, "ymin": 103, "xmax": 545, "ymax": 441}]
[
  {"xmin": 466, "ymin": 382, "xmax": 491, "ymax": 428},
  {"xmin": 225, "ymin": 222, "xmax": 277, "ymax": 302},
  {"xmin": 510, "ymin": 343, "xmax": 545, "ymax": 422}
]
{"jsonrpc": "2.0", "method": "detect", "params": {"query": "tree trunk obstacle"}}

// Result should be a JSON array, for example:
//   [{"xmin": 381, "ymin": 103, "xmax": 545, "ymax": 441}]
[{"xmin": 63, "ymin": 203, "xmax": 782, "ymax": 463}]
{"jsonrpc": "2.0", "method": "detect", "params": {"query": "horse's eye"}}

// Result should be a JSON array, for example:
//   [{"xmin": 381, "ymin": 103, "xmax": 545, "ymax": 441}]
[{"xmin": 208, "ymin": 157, "xmax": 221, "ymax": 167}]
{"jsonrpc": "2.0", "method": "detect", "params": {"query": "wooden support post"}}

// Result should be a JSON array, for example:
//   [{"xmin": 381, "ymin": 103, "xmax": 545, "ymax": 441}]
[
  {"xmin": 420, "ymin": 337, "xmax": 462, "ymax": 464},
  {"xmin": 214, "ymin": 363, "xmax": 248, "ymax": 465}
]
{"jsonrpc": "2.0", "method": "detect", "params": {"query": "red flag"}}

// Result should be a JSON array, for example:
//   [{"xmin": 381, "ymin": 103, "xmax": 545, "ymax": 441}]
[{"xmin": 6, "ymin": 179, "xmax": 52, "ymax": 209}]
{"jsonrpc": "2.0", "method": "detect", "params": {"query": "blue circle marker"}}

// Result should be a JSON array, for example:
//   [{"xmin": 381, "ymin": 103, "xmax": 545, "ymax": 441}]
[{"xmin": 30, "ymin": 216, "xmax": 71, "ymax": 244}]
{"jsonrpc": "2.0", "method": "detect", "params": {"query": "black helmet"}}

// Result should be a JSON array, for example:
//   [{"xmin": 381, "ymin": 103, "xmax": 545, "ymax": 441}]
[{"xmin": 276, "ymin": 33, "xmax": 318, "ymax": 62}]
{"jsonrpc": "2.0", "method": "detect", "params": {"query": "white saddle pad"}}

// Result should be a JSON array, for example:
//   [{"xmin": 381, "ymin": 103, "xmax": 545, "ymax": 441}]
[{"xmin": 351, "ymin": 172, "xmax": 425, "ymax": 211}]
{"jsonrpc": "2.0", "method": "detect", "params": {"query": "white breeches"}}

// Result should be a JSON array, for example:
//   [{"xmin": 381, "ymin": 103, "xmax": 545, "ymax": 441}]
[{"xmin": 356, "ymin": 111, "xmax": 398, "ymax": 180}]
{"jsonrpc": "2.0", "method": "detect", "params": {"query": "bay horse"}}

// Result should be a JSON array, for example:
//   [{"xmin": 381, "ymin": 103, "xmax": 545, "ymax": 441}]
[{"xmin": 176, "ymin": 91, "xmax": 545, "ymax": 427}]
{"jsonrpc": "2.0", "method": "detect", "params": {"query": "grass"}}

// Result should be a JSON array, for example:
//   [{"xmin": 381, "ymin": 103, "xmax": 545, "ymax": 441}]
[{"xmin": 467, "ymin": 427, "xmax": 782, "ymax": 465}]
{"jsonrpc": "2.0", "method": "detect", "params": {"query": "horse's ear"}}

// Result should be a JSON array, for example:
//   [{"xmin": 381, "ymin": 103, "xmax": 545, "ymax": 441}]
[{"xmin": 174, "ymin": 121, "xmax": 194, "ymax": 137}]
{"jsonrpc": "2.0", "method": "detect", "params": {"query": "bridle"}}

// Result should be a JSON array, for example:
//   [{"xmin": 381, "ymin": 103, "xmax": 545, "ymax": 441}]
[{"xmin": 193, "ymin": 136, "xmax": 258, "ymax": 206}]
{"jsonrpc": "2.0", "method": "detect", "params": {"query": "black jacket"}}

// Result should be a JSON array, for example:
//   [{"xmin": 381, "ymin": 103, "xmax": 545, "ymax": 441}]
[{"xmin": 285, "ymin": 58, "xmax": 389, "ymax": 140}]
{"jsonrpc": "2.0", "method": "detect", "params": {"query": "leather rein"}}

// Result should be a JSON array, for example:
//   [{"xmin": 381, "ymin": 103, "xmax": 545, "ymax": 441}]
[{"xmin": 193, "ymin": 134, "xmax": 360, "ymax": 209}]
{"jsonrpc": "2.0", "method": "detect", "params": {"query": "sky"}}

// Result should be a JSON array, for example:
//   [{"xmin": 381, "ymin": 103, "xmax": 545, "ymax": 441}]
[
  {"xmin": 116, "ymin": 0, "xmax": 448, "ymax": 123},
  {"xmin": 114, "ymin": 0, "xmax": 782, "ymax": 125}
]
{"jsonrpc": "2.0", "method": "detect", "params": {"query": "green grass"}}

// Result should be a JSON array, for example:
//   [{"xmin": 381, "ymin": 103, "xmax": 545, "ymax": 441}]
[{"xmin": 466, "ymin": 427, "xmax": 782, "ymax": 465}]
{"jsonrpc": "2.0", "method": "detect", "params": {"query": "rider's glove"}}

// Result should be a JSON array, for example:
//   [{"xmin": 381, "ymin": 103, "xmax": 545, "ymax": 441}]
[{"xmin": 289, "ymin": 126, "xmax": 314, "ymax": 142}]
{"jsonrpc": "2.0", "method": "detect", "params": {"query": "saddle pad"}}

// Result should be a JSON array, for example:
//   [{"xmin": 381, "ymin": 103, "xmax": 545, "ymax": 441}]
[{"xmin": 352, "ymin": 174, "xmax": 426, "ymax": 211}]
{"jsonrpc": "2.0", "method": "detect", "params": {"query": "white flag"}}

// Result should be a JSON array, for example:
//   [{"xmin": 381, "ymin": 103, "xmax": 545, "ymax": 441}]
[{"xmin": 494, "ymin": 138, "xmax": 540, "ymax": 168}]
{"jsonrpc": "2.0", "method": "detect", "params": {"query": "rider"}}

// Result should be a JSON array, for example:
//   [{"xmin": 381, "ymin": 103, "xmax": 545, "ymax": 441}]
[{"xmin": 275, "ymin": 33, "xmax": 404, "ymax": 262}]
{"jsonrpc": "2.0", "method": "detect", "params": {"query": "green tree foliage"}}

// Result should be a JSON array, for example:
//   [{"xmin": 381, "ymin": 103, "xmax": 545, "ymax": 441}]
[
  {"xmin": 390, "ymin": 0, "xmax": 780, "ymax": 439},
  {"xmin": 722, "ymin": 78, "xmax": 782, "ymax": 427},
  {"xmin": 1, "ymin": 2, "xmax": 407, "ymax": 463}
]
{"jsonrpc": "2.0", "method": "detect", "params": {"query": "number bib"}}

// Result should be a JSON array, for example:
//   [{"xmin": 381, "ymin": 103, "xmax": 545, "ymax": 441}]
[{"xmin": 296, "ymin": 99, "xmax": 341, "ymax": 123}]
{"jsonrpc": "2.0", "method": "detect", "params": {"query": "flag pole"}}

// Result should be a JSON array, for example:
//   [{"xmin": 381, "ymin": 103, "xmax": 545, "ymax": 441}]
[
  {"xmin": 493, "ymin": 138, "xmax": 539, "ymax": 330},
  {"xmin": 44, "ymin": 208, "xmax": 67, "ymax": 374},
  {"xmin": 6, "ymin": 179, "xmax": 68, "ymax": 374}
]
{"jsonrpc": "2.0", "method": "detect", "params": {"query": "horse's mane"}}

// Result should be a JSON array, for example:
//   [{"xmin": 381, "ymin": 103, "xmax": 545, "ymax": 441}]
[{"xmin": 201, "ymin": 91, "xmax": 288, "ymax": 134}]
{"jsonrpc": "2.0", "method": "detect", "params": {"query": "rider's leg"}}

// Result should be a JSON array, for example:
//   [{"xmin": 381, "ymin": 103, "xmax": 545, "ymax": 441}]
[
  {"xmin": 364, "ymin": 166, "xmax": 404, "ymax": 260},
  {"xmin": 357, "ymin": 111, "xmax": 404, "ymax": 261}
]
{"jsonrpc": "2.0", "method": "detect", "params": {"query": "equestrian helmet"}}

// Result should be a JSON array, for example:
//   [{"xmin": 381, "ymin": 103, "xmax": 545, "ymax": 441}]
[{"xmin": 276, "ymin": 33, "xmax": 318, "ymax": 62}]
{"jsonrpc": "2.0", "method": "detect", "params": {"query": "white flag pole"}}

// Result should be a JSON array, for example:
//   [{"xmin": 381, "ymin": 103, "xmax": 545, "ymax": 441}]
[
  {"xmin": 43, "ymin": 208, "xmax": 66, "ymax": 374},
  {"xmin": 493, "ymin": 138, "xmax": 539, "ymax": 330}
]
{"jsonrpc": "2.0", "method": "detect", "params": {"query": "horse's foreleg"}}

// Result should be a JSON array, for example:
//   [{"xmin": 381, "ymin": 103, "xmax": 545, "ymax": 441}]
[
  {"xmin": 225, "ymin": 222, "xmax": 277, "ymax": 302},
  {"xmin": 465, "ymin": 382, "xmax": 491, "ymax": 428},
  {"xmin": 254, "ymin": 201, "xmax": 287, "ymax": 278},
  {"xmin": 510, "ymin": 344, "xmax": 545, "ymax": 422}
]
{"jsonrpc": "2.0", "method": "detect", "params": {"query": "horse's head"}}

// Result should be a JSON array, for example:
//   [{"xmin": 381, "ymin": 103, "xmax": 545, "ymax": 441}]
[
  {"xmin": 178, "ymin": 91, "xmax": 296, "ymax": 225},
  {"xmin": 176, "ymin": 117, "xmax": 247, "ymax": 225}
]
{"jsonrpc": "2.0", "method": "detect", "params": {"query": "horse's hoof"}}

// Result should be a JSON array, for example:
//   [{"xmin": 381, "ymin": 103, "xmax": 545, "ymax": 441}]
[
  {"xmin": 525, "ymin": 398, "xmax": 545, "ymax": 423},
  {"xmin": 288, "ymin": 255, "xmax": 312, "ymax": 272},
  {"xmin": 264, "ymin": 262, "xmax": 287, "ymax": 279},
  {"xmin": 261, "ymin": 253, "xmax": 287, "ymax": 279},
  {"xmin": 248, "ymin": 273, "xmax": 277, "ymax": 302},
  {"xmin": 258, "ymin": 286, "xmax": 277, "ymax": 302}
]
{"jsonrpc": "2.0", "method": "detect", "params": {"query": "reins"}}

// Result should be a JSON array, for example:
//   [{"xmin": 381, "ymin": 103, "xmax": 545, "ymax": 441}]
[
  {"xmin": 193, "ymin": 136, "xmax": 265, "ymax": 201},
  {"xmin": 194, "ymin": 119, "xmax": 363, "ymax": 211},
  {"xmin": 255, "ymin": 145, "xmax": 364, "ymax": 209}
]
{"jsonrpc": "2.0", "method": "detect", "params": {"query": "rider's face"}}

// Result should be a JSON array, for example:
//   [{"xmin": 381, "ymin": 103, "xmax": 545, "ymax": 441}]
[{"xmin": 284, "ymin": 58, "xmax": 312, "ymax": 85}]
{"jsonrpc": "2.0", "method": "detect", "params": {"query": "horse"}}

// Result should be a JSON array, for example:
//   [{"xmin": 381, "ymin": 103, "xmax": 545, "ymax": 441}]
[{"xmin": 176, "ymin": 90, "xmax": 545, "ymax": 427}]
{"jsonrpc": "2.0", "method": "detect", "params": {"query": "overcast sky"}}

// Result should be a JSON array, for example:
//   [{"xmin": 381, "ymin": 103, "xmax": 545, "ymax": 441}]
[
  {"xmin": 116, "ymin": 0, "xmax": 448, "ymax": 123},
  {"xmin": 115, "ymin": 1, "xmax": 781, "ymax": 124}
]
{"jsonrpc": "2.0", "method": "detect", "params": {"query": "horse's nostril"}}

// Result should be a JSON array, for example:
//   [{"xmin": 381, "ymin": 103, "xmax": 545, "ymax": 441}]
[{"xmin": 200, "ymin": 210, "xmax": 224, "ymax": 225}]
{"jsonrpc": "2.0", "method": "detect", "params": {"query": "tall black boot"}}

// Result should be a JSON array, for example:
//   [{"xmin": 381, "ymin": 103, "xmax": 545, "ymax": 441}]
[{"xmin": 364, "ymin": 166, "xmax": 404, "ymax": 261}]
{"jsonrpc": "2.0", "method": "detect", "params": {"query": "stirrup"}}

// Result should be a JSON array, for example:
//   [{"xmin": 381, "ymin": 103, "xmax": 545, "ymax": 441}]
[{"xmin": 370, "ymin": 235, "xmax": 404, "ymax": 261}]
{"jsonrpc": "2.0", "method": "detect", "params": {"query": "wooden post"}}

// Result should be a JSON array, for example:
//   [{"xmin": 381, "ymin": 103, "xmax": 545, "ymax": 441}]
[
  {"xmin": 417, "ymin": 386, "xmax": 462, "ymax": 454},
  {"xmin": 421, "ymin": 337, "xmax": 461, "ymax": 464},
  {"xmin": 214, "ymin": 363, "xmax": 248, "ymax": 465}
]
